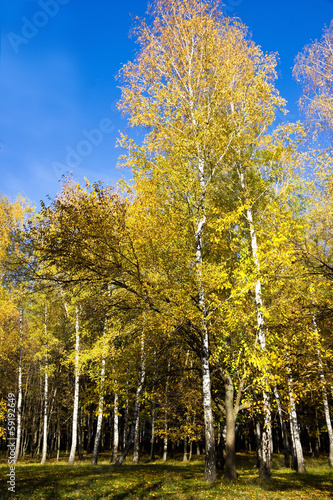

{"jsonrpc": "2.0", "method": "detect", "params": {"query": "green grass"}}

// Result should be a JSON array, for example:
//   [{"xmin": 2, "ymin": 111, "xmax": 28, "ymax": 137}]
[{"xmin": 0, "ymin": 453, "xmax": 332, "ymax": 499}]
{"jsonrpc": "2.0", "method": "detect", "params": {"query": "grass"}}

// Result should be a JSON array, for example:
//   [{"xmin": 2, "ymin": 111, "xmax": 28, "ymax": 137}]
[{"xmin": 0, "ymin": 452, "xmax": 332, "ymax": 499}]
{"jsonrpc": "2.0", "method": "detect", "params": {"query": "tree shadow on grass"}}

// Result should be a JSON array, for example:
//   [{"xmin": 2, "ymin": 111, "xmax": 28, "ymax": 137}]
[
  {"xmin": 0, "ymin": 461, "xmax": 204, "ymax": 500},
  {"xmin": 262, "ymin": 469, "xmax": 333, "ymax": 496}
]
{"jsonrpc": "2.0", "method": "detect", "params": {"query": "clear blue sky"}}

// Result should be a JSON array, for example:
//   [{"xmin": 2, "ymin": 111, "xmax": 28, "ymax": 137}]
[{"xmin": 1, "ymin": 0, "xmax": 332, "ymax": 206}]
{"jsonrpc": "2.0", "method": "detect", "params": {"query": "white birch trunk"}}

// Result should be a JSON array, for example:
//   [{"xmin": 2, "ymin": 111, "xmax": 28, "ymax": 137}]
[
  {"xmin": 313, "ymin": 315, "xmax": 333, "ymax": 467},
  {"xmin": 113, "ymin": 388, "xmax": 119, "ymax": 463},
  {"xmin": 115, "ymin": 330, "xmax": 145, "ymax": 466},
  {"xmin": 163, "ymin": 359, "xmax": 170, "ymax": 463},
  {"xmin": 196, "ymin": 157, "xmax": 216, "ymax": 482},
  {"xmin": 287, "ymin": 368, "xmax": 306, "ymax": 473},
  {"xmin": 68, "ymin": 306, "xmax": 80, "ymax": 465},
  {"xmin": 14, "ymin": 307, "xmax": 23, "ymax": 464},
  {"xmin": 123, "ymin": 363, "xmax": 129, "ymax": 450},
  {"xmin": 92, "ymin": 316, "xmax": 107, "ymax": 465},
  {"xmin": 41, "ymin": 304, "xmax": 48, "ymax": 465},
  {"xmin": 56, "ymin": 412, "xmax": 61, "ymax": 461},
  {"xmin": 133, "ymin": 404, "xmax": 140, "ymax": 463},
  {"xmin": 150, "ymin": 350, "xmax": 156, "ymax": 461},
  {"xmin": 240, "ymin": 175, "xmax": 272, "ymax": 479},
  {"xmin": 273, "ymin": 385, "xmax": 290, "ymax": 467}
]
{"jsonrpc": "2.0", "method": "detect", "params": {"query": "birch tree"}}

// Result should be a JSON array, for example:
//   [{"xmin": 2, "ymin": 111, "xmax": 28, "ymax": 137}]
[
  {"xmin": 117, "ymin": 0, "xmax": 285, "ymax": 481},
  {"xmin": 41, "ymin": 304, "xmax": 48, "ymax": 466},
  {"xmin": 68, "ymin": 306, "xmax": 80, "ymax": 466}
]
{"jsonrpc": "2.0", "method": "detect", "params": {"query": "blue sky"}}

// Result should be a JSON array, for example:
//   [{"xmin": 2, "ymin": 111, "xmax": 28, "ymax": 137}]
[{"xmin": 1, "ymin": 0, "xmax": 332, "ymax": 206}]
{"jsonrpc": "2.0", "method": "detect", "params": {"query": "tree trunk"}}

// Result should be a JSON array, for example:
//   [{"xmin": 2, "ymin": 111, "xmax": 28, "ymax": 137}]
[
  {"xmin": 123, "ymin": 363, "xmax": 129, "ymax": 451},
  {"xmin": 273, "ymin": 386, "xmax": 290, "ymax": 467},
  {"xmin": 194, "ymin": 156, "xmax": 216, "ymax": 483},
  {"xmin": 92, "ymin": 316, "xmax": 107, "ymax": 465},
  {"xmin": 41, "ymin": 304, "xmax": 48, "ymax": 465},
  {"xmin": 133, "ymin": 406, "xmax": 140, "ymax": 463},
  {"xmin": 183, "ymin": 436, "xmax": 188, "ymax": 462},
  {"xmin": 150, "ymin": 350, "xmax": 156, "ymax": 461},
  {"xmin": 287, "ymin": 370, "xmax": 306, "ymax": 473},
  {"xmin": 244, "ymin": 197, "xmax": 272, "ymax": 479},
  {"xmin": 115, "ymin": 330, "xmax": 145, "ymax": 466},
  {"xmin": 56, "ymin": 412, "xmax": 61, "ymax": 461},
  {"xmin": 113, "ymin": 389, "xmax": 119, "ymax": 463},
  {"xmin": 78, "ymin": 411, "xmax": 83, "ymax": 460},
  {"xmin": 68, "ymin": 306, "xmax": 80, "ymax": 465},
  {"xmin": 30, "ymin": 411, "xmax": 37, "ymax": 458},
  {"xmin": 255, "ymin": 416, "xmax": 262, "ymax": 469},
  {"xmin": 14, "ymin": 307, "xmax": 23, "ymax": 464},
  {"xmin": 313, "ymin": 315, "xmax": 333, "ymax": 468},
  {"xmin": 163, "ymin": 359, "xmax": 170, "ymax": 463},
  {"xmin": 224, "ymin": 375, "xmax": 237, "ymax": 480}
]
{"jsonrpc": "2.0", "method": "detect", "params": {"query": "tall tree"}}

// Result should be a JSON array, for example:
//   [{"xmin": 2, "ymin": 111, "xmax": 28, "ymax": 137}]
[
  {"xmin": 117, "ymin": 0, "xmax": 286, "ymax": 481},
  {"xmin": 68, "ymin": 305, "xmax": 80, "ymax": 466}
]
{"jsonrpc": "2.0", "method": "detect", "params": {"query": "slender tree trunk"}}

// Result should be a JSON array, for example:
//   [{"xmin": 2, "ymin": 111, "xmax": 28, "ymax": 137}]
[
  {"xmin": 92, "ymin": 316, "xmax": 107, "ymax": 465},
  {"xmin": 194, "ymin": 160, "xmax": 216, "ymax": 482},
  {"xmin": 273, "ymin": 386, "xmax": 290, "ymax": 467},
  {"xmin": 30, "ymin": 412, "xmax": 37, "ymax": 458},
  {"xmin": 183, "ymin": 436, "xmax": 188, "ymax": 462},
  {"xmin": 255, "ymin": 416, "xmax": 262, "ymax": 469},
  {"xmin": 313, "ymin": 315, "xmax": 333, "ymax": 467},
  {"xmin": 163, "ymin": 359, "xmax": 171, "ymax": 463},
  {"xmin": 78, "ymin": 412, "xmax": 83, "ymax": 460},
  {"xmin": 243, "ymin": 195, "xmax": 272, "ymax": 479},
  {"xmin": 68, "ymin": 306, "xmax": 80, "ymax": 465},
  {"xmin": 123, "ymin": 363, "xmax": 129, "ymax": 451},
  {"xmin": 41, "ymin": 304, "xmax": 48, "ymax": 465},
  {"xmin": 115, "ymin": 330, "xmax": 145, "ymax": 466},
  {"xmin": 150, "ymin": 406, "xmax": 156, "ymax": 460},
  {"xmin": 150, "ymin": 350, "xmax": 156, "ymax": 461},
  {"xmin": 287, "ymin": 369, "xmax": 306, "ymax": 473},
  {"xmin": 56, "ymin": 412, "xmax": 61, "ymax": 461},
  {"xmin": 36, "ymin": 405, "xmax": 43, "ymax": 457},
  {"xmin": 133, "ymin": 406, "xmax": 140, "ymax": 463},
  {"xmin": 189, "ymin": 439, "xmax": 193, "ymax": 461},
  {"xmin": 14, "ymin": 307, "xmax": 23, "ymax": 464},
  {"xmin": 224, "ymin": 374, "xmax": 237, "ymax": 480},
  {"xmin": 113, "ymin": 389, "xmax": 119, "ymax": 463}
]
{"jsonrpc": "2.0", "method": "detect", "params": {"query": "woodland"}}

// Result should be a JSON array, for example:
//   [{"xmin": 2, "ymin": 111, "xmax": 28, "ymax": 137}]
[{"xmin": 1, "ymin": 0, "xmax": 333, "ymax": 490}]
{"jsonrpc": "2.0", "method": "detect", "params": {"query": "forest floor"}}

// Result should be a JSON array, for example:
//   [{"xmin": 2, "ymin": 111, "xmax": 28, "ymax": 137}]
[{"xmin": 0, "ymin": 452, "xmax": 332, "ymax": 500}]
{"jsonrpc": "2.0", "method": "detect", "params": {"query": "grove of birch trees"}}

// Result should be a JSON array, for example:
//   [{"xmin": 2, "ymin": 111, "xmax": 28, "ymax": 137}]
[{"xmin": 1, "ymin": 0, "xmax": 333, "ymax": 483}]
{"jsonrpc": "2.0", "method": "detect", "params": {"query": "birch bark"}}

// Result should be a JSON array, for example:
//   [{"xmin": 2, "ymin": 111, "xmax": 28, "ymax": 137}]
[
  {"xmin": 68, "ymin": 306, "xmax": 80, "ymax": 465},
  {"xmin": 14, "ymin": 307, "xmax": 23, "ymax": 464},
  {"xmin": 150, "ymin": 350, "xmax": 156, "ymax": 461},
  {"xmin": 196, "ymin": 156, "xmax": 216, "ymax": 483},
  {"xmin": 246, "ymin": 203, "xmax": 272, "ymax": 479},
  {"xmin": 92, "ymin": 316, "xmax": 107, "ymax": 465},
  {"xmin": 41, "ymin": 304, "xmax": 48, "ymax": 465},
  {"xmin": 123, "ymin": 363, "xmax": 129, "ymax": 450},
  {"xmin": 239, "ymin": 169, "xmax": 272, "ymax": 479},
  {"xmin": 112, "ymin": 388, "xmax": 119, "ymax": 463},
  {"xmin": 287, "ymin": 362, "xmax": 306, "ymax": 473},
  {"xmin": 163, "ymin": 359, "xmax": 171, "ymax": 463},
  {"xmin": 133, "ymin": 405, "xmax": 140, "ymax": 463},
  {"xmin": 313, "ymin": 315, "xmax": 333, "ymax": 467},
  {"xmin": 273, "ymin": 385, "xmax": 290, "ymax": 467},
  {"xmin": 115, "ymin": 330, "xmax": 145, "ymax": 466}
]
